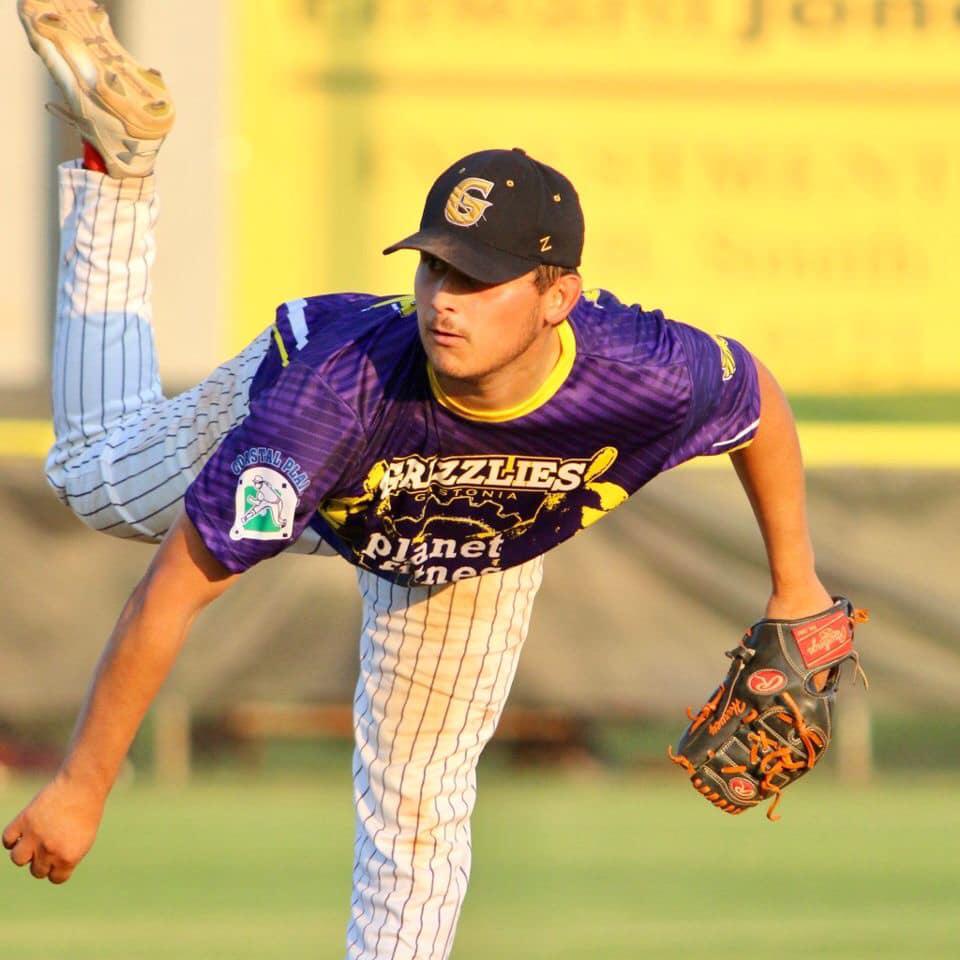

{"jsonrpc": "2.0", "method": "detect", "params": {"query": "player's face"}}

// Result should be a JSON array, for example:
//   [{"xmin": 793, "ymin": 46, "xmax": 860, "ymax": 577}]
[{"xmin": 414, "ymin": 254, "xmax": 557, "ymax": 386}]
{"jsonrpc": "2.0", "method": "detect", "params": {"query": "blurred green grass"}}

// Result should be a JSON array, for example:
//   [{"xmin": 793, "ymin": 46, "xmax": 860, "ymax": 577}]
[{"xmin": 1, "ymin": 769, "xmax": 957, "ymax": 959}]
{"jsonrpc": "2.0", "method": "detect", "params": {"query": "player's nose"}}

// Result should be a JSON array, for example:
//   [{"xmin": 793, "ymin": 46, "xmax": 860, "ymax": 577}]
[{"xmin": 428, "ymin": 274, "xmax": 460, "ymax": 314}]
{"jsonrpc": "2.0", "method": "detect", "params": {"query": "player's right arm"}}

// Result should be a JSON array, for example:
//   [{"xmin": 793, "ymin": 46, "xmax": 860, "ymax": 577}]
[
  {"xmin": 2, "ymin": 511, "xmax": 238, "ymax": 885},
  {"xmin": 3, "ymin": 357, "xmax": 364, "ymax": 884}
]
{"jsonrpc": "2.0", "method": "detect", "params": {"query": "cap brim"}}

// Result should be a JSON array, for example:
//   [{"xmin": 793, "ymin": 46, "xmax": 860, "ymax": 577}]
[{"xmin": 382, "ymin": 228, "xmax": 538, "ymax": 285}]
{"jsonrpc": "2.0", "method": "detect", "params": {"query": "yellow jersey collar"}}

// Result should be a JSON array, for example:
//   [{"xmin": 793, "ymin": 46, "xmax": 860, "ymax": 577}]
[{"xmin": 427, "ymin": 319, "xmax": 576, "ymax": 424}]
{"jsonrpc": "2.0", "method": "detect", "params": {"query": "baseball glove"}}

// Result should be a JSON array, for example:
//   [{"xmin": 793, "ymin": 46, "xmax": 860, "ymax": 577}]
[{"xmin": 668, "ymin": 597, "xmax": 869, "ymax": 821}]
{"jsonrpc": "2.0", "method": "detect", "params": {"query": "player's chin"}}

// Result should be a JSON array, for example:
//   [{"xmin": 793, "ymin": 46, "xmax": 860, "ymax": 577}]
[{"xmin": 425, "ymin": 346, "xmax": 473, "ymax": 378}]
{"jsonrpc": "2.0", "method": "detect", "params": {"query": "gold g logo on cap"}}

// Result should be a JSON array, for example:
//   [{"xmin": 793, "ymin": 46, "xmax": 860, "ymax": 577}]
[{"xmin": 445, "ymin": 177, "xmax": 495, "ymax": 228}]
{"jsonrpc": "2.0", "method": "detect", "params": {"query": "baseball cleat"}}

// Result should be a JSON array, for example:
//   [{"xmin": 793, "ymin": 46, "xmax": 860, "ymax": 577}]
[{"xmin": 18, "ymin": 0, "xmax": 175, "ymax": 178}]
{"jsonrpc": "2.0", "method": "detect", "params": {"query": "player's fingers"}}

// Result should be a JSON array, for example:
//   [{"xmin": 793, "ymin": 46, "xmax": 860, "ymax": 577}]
[
  {"xmin": 47, "ymin": 863, "xmax": 74, "ymax": 885},
  {"xmin": 2, "ymin": 818, "xmax": 24, "ymax": 850},
  {"xmin": 9, "ymin": 836, "xmax": 35, "ymax": 868},
  {"xmin": 29, "ymin": 853, "xmax": 51, "ymax": 880}
]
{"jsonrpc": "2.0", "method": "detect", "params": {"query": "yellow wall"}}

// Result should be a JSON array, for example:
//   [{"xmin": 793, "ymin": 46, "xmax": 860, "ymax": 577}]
[{"xmin": 226, "ymin": 0, "xmax": 959, "ymax": 393}]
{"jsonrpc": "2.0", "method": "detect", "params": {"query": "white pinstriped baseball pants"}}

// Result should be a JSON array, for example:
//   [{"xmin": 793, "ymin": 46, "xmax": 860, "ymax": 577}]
[
  {"xmin": 49, "ymin": 161, "xmax": 544, "ymax": 959},
  {"xmin": 349, "ymin": 559, "xmax": 541, "ymax": 959}
]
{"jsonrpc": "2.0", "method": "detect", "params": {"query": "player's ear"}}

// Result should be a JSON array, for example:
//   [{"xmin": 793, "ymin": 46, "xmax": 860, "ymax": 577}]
[{"xmin": 543, "ymin": 272, "xmax": 582, "ymax": 326}]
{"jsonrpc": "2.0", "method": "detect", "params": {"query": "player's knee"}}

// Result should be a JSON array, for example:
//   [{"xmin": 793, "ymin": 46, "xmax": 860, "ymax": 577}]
[
  {"xmin": 43, "ymin": 442, "xmax": 172, "ymax": 542},
  {"xmin": 43, "ymin": 455, "xmax": 69, "ymax": 508}
]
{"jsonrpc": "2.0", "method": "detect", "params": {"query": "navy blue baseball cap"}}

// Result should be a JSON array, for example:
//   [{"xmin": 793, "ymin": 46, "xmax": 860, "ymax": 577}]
[{"xmin": 383, "ymin": 148, "xmax": 584, "ymax": 284}]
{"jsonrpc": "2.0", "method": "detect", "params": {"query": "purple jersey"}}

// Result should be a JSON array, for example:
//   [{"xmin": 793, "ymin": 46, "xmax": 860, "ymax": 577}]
[{"xmin": 185, "ymin": 289, "xmax": 760, "ymax": 586}]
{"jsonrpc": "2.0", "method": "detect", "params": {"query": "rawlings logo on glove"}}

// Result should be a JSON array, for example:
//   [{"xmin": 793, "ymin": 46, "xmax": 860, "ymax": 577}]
[{"xmin": 668, "ymin": 597, "xmax": 869, "ymax": 821}]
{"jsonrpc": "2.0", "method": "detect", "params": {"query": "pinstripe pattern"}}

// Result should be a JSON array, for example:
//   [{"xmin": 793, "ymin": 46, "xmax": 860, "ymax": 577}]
[
  {"xmin": 346, "ymin": 556, "xmax": 543, "ymax": 960},
  {"xmin": 44, "ymin": 161, "xmax": 334, "ymax": 556}
]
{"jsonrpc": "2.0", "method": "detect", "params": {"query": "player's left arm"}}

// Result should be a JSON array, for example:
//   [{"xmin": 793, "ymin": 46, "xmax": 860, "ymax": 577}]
[{"xmin": 729, "ymin": 355, "xmax": 832, "ymax": 620}]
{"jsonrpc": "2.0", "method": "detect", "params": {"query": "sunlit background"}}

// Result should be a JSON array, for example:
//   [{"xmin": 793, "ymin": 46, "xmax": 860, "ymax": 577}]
[{"xmin": 1, "ymin": 2, "xmax": 957, "ymax": 958}]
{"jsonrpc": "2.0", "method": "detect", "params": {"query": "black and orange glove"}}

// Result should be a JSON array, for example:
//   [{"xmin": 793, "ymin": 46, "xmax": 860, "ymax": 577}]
[{"xmin": 669, "ymin": 597, "xmax": 869, "ymax": 821}]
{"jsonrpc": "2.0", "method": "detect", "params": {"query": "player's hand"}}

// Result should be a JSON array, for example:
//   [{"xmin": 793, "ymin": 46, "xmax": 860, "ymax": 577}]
[{"xmin": 2, "ymin": 773, "xmax": 106, "ymax": 884}]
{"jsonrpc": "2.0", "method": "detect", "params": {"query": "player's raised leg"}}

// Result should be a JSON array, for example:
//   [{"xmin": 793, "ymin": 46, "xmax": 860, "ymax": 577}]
[
  {"xmin": 21, "ymin": 0, "xmax": 181, "ymax": 538},
  {"xmin": 347, "ymin": 556, "xmax": 544, "ymax": 960},
  {"xmin": 19, "ymin": 1, "xmax": 329, "ymax": 549}
]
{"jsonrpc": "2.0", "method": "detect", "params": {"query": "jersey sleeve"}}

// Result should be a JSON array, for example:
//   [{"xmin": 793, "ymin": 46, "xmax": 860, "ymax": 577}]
[
  {"xmin": 662, "ymin": 323, "xmax": 761, "ymax": 470},
  {"xmin": 184, "ymin": 361, "xmax": 365, "ymax": 573}
]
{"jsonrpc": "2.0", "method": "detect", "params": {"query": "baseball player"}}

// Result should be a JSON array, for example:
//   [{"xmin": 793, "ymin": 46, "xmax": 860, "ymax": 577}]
[{"xmin": 6, "ymin": 3, "xmax": 841, "ymax": 958}]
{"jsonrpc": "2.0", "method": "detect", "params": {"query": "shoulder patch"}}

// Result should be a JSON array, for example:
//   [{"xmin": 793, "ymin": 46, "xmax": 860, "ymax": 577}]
[{"xmin": 230, "ymin": 467, "xmax": 298, "ymax": 541}]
